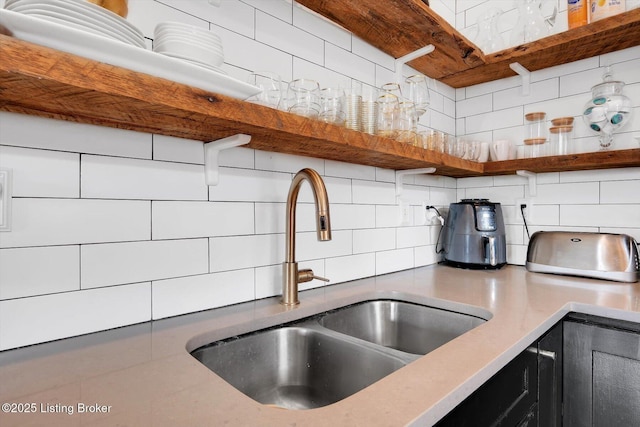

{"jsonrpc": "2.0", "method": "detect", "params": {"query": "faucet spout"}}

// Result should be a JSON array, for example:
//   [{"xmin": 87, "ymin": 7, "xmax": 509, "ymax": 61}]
[{"xmin": 282, "ymin": 168, "xmax": 332, "ymax": 306}]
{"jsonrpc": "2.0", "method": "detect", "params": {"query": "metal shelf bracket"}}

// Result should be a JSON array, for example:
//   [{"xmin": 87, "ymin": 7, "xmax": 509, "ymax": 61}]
[
  {"xmin": 516, "ymin": 170, "xmax": 538, "ymax": 197},
  {"xmin": 395, "ymin": 45, "xmax": 435, "ymax": 83},
  {"xmin": 510, "ymin": 62, "xmax": 531, "ymax": 96},
  {"xmin": 204, "ymin": 134, "xmax": 251, "ymax": 186}
]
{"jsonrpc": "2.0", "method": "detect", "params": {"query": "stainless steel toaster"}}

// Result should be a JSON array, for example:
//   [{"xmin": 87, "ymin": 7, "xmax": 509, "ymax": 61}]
[{"xmin": 526, "ymin": 231, "xmax": 639, "ymax": 283}]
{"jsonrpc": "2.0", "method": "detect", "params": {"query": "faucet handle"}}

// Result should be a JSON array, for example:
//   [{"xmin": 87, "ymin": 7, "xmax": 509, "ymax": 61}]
[{"xmin": 298, "ymin": 269, "xmax": 330, "ymax": 284}]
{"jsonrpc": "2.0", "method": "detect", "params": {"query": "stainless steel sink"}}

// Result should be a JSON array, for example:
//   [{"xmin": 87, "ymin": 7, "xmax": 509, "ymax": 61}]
[
  {"xmin": 190, "ymin": 299, "xmax": 488, "ymax": 409},
  {"xmin": 191, "ymin": 326, "xmax": 406, "ymax": 410},
  {"xmin": 318, "ymin": 300, "xmax": 486, "ymax": 355}
]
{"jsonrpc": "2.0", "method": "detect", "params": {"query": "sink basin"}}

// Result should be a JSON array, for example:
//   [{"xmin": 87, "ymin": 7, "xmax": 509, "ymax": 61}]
[
  {"xmin": 190, "ymin": 299, "xmax": 488, "ymax": 409},
  {"xmin": 191, "ymin": 326, "xmax": 406, "ymax": 410},
  {"xmin": 319, "ymin": 300, "xmax": 486, "ymax": 355}
]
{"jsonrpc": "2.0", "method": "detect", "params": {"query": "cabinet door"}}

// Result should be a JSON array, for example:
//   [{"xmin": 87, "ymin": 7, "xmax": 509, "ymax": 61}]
[
  {"xmin": 564, "ymin": 319, "xmax": 640, "ymax": 427},
  {"xmin": 435, "ymin": 346, "xmax": 538, "ymax": 426}
]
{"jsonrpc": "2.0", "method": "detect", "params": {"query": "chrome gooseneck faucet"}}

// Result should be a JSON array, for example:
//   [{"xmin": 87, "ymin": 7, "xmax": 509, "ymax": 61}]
[{"xmin": 282, "ymin": 168, "xmax": 332, "ymax": 306}]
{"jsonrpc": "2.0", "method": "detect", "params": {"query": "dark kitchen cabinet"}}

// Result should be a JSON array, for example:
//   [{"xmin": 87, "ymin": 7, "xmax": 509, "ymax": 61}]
[
  {"xmin": 435, "ymin": 322, "xmax": 562, "ymax": 427},
  {"xmin": 563, "ymin": 313, "xmax": 640, "ymax": 427}
]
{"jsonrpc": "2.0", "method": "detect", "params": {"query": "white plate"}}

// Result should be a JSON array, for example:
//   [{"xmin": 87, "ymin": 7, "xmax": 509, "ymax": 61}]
[
  {"xmin": 0, "ymin": 9, "xmax": 261, "ymax": 100},
  {"xmin": 8, "ymin": 0, "xmax": 144, "ymax": 41},
  {"xmin": 158, "ymin": 51, "xmax": 226, "ymax": 72},
  {"xmin": 10, "ymin": 5, "xmax": 144, "ymax": 47}
]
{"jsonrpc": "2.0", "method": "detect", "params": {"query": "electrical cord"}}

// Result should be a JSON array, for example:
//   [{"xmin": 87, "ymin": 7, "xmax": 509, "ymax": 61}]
[
  {"xmin": 425, "ymin": 206, "xmax": 445, "ymax": 254},
  {"xmin": 520, "ymin": 203, "xmax": 530, "ymax": 239}
]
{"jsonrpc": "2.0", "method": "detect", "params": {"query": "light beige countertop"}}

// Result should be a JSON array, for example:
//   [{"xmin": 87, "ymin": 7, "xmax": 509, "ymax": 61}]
[{"xmin": 1, "ymin": 265, "xmax": 639, "ymax": 426}]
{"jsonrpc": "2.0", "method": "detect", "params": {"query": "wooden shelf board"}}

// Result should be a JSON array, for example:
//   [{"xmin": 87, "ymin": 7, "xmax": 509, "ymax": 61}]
[
  {"xmin": 0, "ymin": 35, "xmax": 481, "ymax": 177},
  {"xmin": 1, "ymin": 35, "xmax": 638, "ymax": 179},
  {"xmin": 296, "ymin": 0, "xmax": 485, "ymax": 82},
  {"xmin": 483, "ymin": 149, "xmax": 640, "ymax": 175},
  {"xmin": 297, "ymin": 1, "xmax": 640, "ymax": 89}
]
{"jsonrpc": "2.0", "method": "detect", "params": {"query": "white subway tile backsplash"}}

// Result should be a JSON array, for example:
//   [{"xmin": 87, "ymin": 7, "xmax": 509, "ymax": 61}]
[
  {"xmin": 325, "ymin": 160, "xmax": 375, "ymax": 181},
  {"xmin": 397, "ymin": 226, "xmax": 430, "ymax": 248},
  {"xmin": 0, "ymin": 283, "xmax": 150, "ymax": 351},
  {"xmin": 352, "ymin": 179, "xmax": 396, "ymax": 205},
  {"xmin": 325, "ymin": 253, "xmax": 376, "ymax": 284},
  {"xmin": 82, "ymin": 239, "xmax": 209, "ymax": 289},
  {"xmin": 325, "ymin": 44, "xmax": 376, "ymax": 86},
  {"xmin": 255, "ymin": 264, "xmax": 282, "ymax": 299},
  {"xmin": 0, "ymin": 199, "xmax": 150, "ymax": 248},
  {"xmin": 0, "ymin": 246, "xmax": 79, "ymax": 300},
  {"xmin": 2, "ymin": 0, "xmax": 639, "ymax": 351},
  {"xmin": 218, "ymin": 26, "xmax": 294, "ymax": 82},
  {"xmin": 0, "ymin": 112, "xmax": 152, "ymax": 159},
  {"xmin": 293, "ymin": 3, "xmax": 351, "ymax": 50},
  {"xmin": 331, "ymin": 204, "xmax": 376, "ymax": 230},
  {"xmin": 601, "ymin": 180, "xmax": 640, "ymax": 204},
  {"xmin": 152, "ymin": 269, "xmax": 254, "ymax": 319},
  {"xmin": 209, "ymin": 168, "xmax": 291, "ymax": 203},
  {"xmin": 376, "ymin": 248, "xmax": 414, "ymax": 275},
  {"xmin": 296, "ymin": 230, "xmax": 353, "ymax": 261},
  {"xmin": 457, "ymin": 94, "xmax": 493, "ymax": 117},
  {"xmin": 128, "ymin": 0, "xmax": 207, "ymax": 38},
  {"xmin": 353, "ymin": 228, "xmax": 396, "ymax": 254},
  {"xmin": 561, "ymin": 205, "xmax": 640, "ymax": 228},
  {"xmin": 255, "ymin": 150, "xmax": 324, "ymax": 174},
  {"xmin": 352, "ymin": 36, "xmax": 395, "ymax": 71},
  {"xmin": 0, "ymin": 145, "xmax": 79, "ymax": 198},
  {"xmin": 465, "ymin": 107, "xmax": 523, "ymax": 134},
  {"xmin": 153, "ymin": 135, "xmax": 204, "ymax": 165},
  {"xmin": 536, "ymin": 182, "xmax": 599, "ymax": 205},
  {"xmin": 210, "ymin": 234, "xmax": 283, "ymax": 272},
  {"xmin": 493, "ymin": 78, "xmax": 559, "ymax": 111},
  {"xmin": 559, "ymin": 167, "xmax": 640, "ymax": 183},
  {"xmin": 152, "ymin": 201, "xmax": 254, "ymax": 240},
  {"xmin": 256, "ymin": 11, "xmax": 324, "ymax": 65},
  {"xmin": 81, "ymin": 155, "xmax": 207, "ymax": 201}
]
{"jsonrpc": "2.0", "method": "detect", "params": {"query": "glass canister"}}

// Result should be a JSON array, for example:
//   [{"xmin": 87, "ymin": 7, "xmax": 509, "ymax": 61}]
[
  {"xmin": 550, "ymin": 125, "xmax": 573, "ymax": 155},
  {"xmin": 524, "ymin": 137, "xmax": 547, "ymax": 158},
  {"xmin": 583, "ymin": 68, "xmax": 633, "ymax": 150},
  {"xmin": 525, "ymin": 112, "xmax": 548, "ymax": 141}
]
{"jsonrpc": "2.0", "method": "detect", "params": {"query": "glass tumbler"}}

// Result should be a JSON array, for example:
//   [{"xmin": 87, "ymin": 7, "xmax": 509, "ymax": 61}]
[
  {"xmin": 286, "ymin": 79, "xmax": 320, "ymax": 118},
  {"xmin": 319, "ymin": 87, "xmax": 346, "ymax": 125},
  {"xmin": 395, "ymin": 101, "xmax": 417, "ymax": 145},
  {"xmin": 376, "ymin": 92, "xmax": 399, "ymax": 139},
  {"xmin": 246, "ymin": 71, "xmax": 282, "ymax": 108},
  {"xmin": 405, "ymin": 74, "xmax": 430, "ymax": 119}
]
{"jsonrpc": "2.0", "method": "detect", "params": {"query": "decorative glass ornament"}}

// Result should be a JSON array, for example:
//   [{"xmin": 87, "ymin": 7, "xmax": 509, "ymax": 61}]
[{"xmin": 582, "ymin": 68, "xmax": 633, "ymax": 150}]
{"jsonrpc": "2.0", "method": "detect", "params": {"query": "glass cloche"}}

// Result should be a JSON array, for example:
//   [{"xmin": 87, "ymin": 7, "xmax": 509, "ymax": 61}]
[{"xmin": 583, "ymin": 68, "xmax": 633, "ymax": 150}]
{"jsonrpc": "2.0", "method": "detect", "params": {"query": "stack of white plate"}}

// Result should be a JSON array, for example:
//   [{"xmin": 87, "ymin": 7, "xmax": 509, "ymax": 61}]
[
  {"xmin": 153, "ymin": 21, "xmax": 225, "ymax": 75},
  {"xmin": 4, "ymin": 0, "xmax": 145, "ymax": 48}
]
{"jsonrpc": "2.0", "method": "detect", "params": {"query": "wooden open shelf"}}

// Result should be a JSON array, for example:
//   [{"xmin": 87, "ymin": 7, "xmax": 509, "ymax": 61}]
[
  {"xmin": 0, "ymin": 35, "xmax": 638, "ymax": 178},
  {"xmin": 297, "ymin": 1, "xmax": 640, "ymax": 88}
]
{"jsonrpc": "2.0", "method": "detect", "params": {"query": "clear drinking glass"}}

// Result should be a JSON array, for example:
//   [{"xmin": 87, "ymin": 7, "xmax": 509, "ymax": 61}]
[
  {"xmin": 395, "ymin": 101, "xmax": 417, "ymax": 145},
  {"xmin": 405, "ymin": 74, "xmax": 430, "ymax": 119},
  {"xmin": 246, "ymin": 71, "xmax": 282, "ymax": 108},
  {"xmin": 376, "ymin": 92, "xmax": 399, "ymax": 139},
  {"xmin": 285, "ymin": 79, "xmax": 320, "ymax": 118},
  {"xmin": 319, "ymin": 87, "xmax": 346, "ymax": 125},
  {"xmin": 380, "ymin": 82, "xmax": 403, "ymax": 101}
]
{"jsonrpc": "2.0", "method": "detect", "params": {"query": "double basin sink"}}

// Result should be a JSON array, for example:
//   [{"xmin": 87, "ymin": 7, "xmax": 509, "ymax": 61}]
[{"xmin": 190, "ymin": 299, "xmax": 487, "ymax": 410}]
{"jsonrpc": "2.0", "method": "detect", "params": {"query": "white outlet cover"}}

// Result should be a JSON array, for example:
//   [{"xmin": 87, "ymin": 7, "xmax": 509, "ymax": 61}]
[{"xmin": 0, "ymin": 168, "xmax": 13, "ymax": 231}]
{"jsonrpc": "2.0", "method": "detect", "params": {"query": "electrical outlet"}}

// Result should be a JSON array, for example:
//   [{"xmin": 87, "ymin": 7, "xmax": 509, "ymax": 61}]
[
  {"xmin": 0, "ymin": 169, "xmax": 12, "ymax": 232},
  {"xmin": 398, "ymin": 200, "xmax": 411, "ymax": 225},
  {"xmin": 516, "ymin": 198, "xmax": 534, "ymax": 221},
  {"xmin": 420, "ymin": 202, "xmax": 428, "ymax": 225}
]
